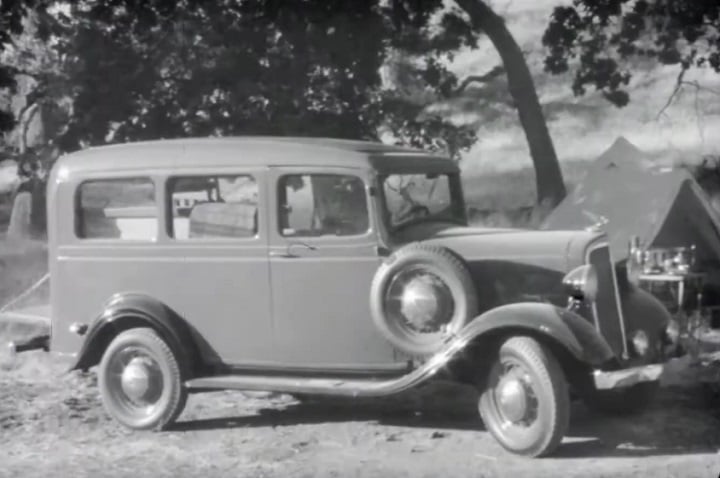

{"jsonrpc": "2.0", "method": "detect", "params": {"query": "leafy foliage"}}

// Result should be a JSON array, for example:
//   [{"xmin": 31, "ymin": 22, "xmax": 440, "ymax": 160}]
[
  {"xmin": 543, "ymin": 0, "xmax": 720, "ymax": 107},
  {"xmin": 1, "ymin": 0, "xmax": 483, "ymax": 158}
]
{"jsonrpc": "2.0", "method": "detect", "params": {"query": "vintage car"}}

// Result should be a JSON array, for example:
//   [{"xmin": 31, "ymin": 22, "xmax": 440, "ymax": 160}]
[{"xmin": 7, "ymin": 137, "xmax": 678, "ymax": 458}]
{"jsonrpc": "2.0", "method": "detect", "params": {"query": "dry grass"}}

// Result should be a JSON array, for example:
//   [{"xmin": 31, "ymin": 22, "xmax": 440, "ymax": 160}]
[
  {"xmin": 462, "ymin": 161, "xmax": 590, "ymax": 210},
  {"xmin": 461, "ymin": 161, "xmax": 591, "ymax": 229},
  {"xmin": 0, "ymin": 238, "xmax": 49, "ymax": 309}
]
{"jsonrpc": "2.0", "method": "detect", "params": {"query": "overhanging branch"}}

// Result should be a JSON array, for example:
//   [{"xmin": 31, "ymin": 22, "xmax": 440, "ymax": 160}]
[
  {"xmin": 455, "ymin": 65, "xmax": 505, "ymax": 93},
  {"xmin": 656, "ymin": 67, "xmax": 688, "ymax": 119}
]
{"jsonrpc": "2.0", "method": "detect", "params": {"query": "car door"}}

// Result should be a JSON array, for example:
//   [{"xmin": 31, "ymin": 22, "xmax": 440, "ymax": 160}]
[
  {"xmin": 159, "ymin": 169, "xmax": 274, "ymax": 366},
  {"xmin": 267, "ymin": 166, "xmax": 405, "ymax": 373}
]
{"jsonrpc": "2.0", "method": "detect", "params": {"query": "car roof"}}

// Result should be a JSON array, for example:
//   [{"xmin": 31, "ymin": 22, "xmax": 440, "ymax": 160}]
[{"xmin": 54, "ymin": 136, "xmax": 458, "ymax": 175}]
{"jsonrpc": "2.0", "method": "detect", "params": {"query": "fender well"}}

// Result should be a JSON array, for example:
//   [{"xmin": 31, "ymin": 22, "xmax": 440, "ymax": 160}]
[
  {"xmin": 445, "ymin": 302, "xmax": 616, "ymax": 390},
  {"xmin": 69, "ymin": 293, "xmax": 203, "ymax": 376}
]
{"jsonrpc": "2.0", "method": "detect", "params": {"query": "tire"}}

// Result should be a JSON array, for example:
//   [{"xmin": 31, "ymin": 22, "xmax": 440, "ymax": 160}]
[
  {"xmin": 583, "ymin": 381, "xmax": 659, "ymax": 416},
  {"xmin": 369, "ymin": 243, "xmax": 478, "ymax": 357},
  {"xmin": 478, "ymin": 336, "xmax": 570, "ymax": 458},
  {"xmin": 98, "ymin": 327, "xmax": 188, "ymax": 431}
]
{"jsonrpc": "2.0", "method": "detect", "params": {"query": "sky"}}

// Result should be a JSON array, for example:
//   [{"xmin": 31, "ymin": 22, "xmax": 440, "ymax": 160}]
[{"xmin": 451, "ymin": 0, "xmax": 720, "ymax": 174}]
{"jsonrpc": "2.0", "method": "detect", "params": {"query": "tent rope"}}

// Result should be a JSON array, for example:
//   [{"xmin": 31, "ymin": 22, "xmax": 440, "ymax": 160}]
[{"xmin": 0, "ymin": 272, "xmax": 50, "ymax": 314}]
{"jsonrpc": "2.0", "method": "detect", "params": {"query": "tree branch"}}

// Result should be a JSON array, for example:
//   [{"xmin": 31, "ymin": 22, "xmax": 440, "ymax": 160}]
[
  {"xmin": 455, "ymin": 65, "xmax": 505, "ymax": 93},
  {"xmin": 20, "ymin": 103, "xmax": 40, "ymax": 154},
  {"xmin": 680, "ymin": 80, "xmax": 720, "ymax": 96},
  {"xmin": 656, "ymin": 67, "xmax": 687, "ymax": 119}
]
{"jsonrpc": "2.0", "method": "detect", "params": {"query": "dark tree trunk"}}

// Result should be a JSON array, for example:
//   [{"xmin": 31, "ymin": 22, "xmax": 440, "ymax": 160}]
[{"xmin": 455, "ymin": 0, "xmax": 567, "ymax": 208}]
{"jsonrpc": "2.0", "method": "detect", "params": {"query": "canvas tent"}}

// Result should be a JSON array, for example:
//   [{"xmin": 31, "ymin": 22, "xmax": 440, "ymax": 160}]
[{"xmin": 541, "ymin": 137, "xmax": 720, "ymax": 270}]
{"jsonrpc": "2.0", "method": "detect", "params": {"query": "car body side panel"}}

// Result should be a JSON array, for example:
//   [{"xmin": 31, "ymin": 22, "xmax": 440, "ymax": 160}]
[{"xmin": 49, "ymin": 168, "xmax": 275, "ymax": 366}]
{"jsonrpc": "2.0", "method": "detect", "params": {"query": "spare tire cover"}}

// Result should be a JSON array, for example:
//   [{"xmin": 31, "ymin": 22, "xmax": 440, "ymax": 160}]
[{"xmin": 369, "ymin": 242, "xmax": 479, "ymax": 357}]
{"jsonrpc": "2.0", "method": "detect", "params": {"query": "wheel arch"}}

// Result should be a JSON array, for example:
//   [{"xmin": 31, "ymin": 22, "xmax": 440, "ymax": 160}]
[
  {"xmin": 69, "ymin": 293, "xmax": 204, "ymax": 376},
  {"xmin": 447, "ymin": 326, "xmax": 595, "ymax": 393}
]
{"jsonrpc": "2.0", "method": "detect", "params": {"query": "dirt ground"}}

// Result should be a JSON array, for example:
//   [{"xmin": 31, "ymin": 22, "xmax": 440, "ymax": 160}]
[
  {"xmin": 1, "ymin": 329, "xmax": 720, "ymax": 478},
  {"xmin": 2, "ymin": 242, "xmax": 720, "ymax": 477}
]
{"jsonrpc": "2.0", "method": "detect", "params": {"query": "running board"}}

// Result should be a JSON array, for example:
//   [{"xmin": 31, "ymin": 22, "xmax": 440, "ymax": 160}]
[
  {"xmin": 185, "ymin": 345, "xmax": 464, "ymax": 397},
  {"xmin": 185, "ymin": 375, "xmax": 398, "ymax": 397}
]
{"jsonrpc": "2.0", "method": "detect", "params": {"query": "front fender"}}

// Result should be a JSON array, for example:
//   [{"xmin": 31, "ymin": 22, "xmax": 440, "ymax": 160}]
[
  {"xmin": 321, "ymin": 302, "xmax": 617, "ymax": 397},
  {"xmin": 453, "ymin": 302, "xmax": 616, "ymax": 367},
  {"xmin": 69, "ymin": 292, "xmax": 200, "ymax": 374}
]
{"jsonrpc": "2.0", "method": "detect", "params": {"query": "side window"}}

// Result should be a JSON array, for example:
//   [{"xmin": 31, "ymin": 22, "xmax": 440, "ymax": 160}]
[
  {"xmin": 278, "ymin": 174, "xmax": 369, "ymax": 237},
  {"xmin": 76, "ymin": 178, "xmax": 157, "ymax": 240},
  {"xmin": 167, "ymin": 174, "xmax": 258, "ymax": 240}
]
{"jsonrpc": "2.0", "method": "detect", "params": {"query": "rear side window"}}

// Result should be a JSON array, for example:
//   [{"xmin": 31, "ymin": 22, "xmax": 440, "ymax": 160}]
[
  {"xmin": 76, "ymin": 178, "xmax": 157, "ymax": 240},
  {"xmin": 167, "ymin": 174, "xmax": 258, "ymax": 240}
]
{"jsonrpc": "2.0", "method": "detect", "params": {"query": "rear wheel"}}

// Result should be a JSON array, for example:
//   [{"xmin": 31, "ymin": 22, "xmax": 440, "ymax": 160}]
[
  {"xmin": 98, "ymin": 327, "xmax": 187, "ymax": 430},
  {"xmin": 478, "ymin": 336, "xmax": 569, "ymax": 458}
]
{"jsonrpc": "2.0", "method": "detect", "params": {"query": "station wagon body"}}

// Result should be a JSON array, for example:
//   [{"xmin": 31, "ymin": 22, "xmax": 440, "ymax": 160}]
[{"xmin": 9, "ymin": 137, "xmax": 679, "ymax": 458}]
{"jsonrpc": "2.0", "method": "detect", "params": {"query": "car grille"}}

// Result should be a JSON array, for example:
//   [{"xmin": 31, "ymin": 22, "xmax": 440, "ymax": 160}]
[{"xmin": 587, "ymin": 244, "xmax": 626, "ymax": 357}]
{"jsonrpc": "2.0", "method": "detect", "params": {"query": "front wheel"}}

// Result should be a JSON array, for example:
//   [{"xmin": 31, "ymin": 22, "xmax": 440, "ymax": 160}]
[
  {"xmin": 478, "ymin": 336, "xmax": 570, "ymax": 458},
  {"xmin": 98, "ymin": 327, "xmax": 188, "ymax": 431}
]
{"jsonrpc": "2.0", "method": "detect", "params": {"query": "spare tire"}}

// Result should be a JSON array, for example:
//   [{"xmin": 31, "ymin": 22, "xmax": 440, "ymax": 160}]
[{"xmin": 369, "ymin": 243, "xmax": 479, "ymax": 357}]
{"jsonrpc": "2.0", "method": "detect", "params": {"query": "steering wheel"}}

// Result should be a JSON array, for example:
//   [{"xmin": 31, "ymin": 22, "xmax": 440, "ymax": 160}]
[{"xmin": 397, "ymin": 204, "xmax": 430, "ymax": 223}]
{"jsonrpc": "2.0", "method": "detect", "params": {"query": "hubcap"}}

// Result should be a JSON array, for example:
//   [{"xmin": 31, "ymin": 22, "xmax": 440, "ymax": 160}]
[
  {"xmin": 400, "ymin": 276, "xmax": 442, "ymax": 324},
  {"xmin": 386, "ymin": 267, "xmax": 455, "ymax": 334},
  {"xmin": 497, "ymin": 376, "xmax": 528, "ymax": 423},
  {"xmin": 121, "ymin": 357, "xmax": 154, "ymax": 402},
  {"xmin": 494, "ymin": 366, "xmax": 537, "ymax": 426},
  {"xmin": 109, "ymin": 347, "xmax": 164, "ymax": 411}
]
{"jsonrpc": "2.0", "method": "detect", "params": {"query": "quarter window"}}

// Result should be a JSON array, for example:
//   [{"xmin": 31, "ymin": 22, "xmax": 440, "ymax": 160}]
[
  {"xmin": 76, "ymin": 178, "xmax": 157, "ymax": 240},
  {"xmin": 167, "ymin": 174, "xmax": 258, "ymax": 240},
  {"xmin": 278, "ymin": 174, "xmax": 369, "ymax": 237}
]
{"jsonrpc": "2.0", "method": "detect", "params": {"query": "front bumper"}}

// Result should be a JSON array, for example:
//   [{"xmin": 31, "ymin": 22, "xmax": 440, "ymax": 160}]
[{"xmin": 593, "ymin": 363, "xmax": 663, "ymax": 390}]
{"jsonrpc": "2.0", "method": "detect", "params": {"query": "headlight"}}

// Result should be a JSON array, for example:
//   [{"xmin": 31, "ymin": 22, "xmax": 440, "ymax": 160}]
[
  {"xmin": 664, "ymin": 319, "xmax": 680, "ymax": 345},
  {"xmin": 562, "ymin": 264, "xmax": 599, "ymax": 302},
  {"xmin": 631, "ymin": 330, "xmax": 650, "ymax": 357}
]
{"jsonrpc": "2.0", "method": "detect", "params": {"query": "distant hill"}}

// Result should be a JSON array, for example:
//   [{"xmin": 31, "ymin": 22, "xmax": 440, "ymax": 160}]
[{"xmin": 448, "ymin": 0, "xmax": 720, "ymax": 176}]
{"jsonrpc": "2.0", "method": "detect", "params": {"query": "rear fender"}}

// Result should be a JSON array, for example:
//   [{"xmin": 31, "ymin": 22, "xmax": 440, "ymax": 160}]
[{"xmin": 69, "ymin": 292, "xmax": 201, "ymax": 375}]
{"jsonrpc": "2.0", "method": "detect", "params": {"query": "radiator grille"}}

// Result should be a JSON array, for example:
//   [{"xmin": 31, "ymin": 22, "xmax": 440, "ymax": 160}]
[{"xmin": 588, "ymin": 244, "xmax": 626, "ymax": 357}]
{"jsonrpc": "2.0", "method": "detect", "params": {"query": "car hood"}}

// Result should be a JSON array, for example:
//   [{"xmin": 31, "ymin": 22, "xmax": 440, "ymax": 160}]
[
  {"xmin": 392, "ymin": 223, "xmax": 606, "ymax": 311},
  {"xmin": 395, "ymin": 223, "xmax": 603, "ymax": 273}
]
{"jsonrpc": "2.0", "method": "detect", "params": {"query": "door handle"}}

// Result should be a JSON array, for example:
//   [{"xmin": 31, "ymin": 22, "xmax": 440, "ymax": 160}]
[
  {"xmin": 269, "ymin": 251, "xmax": 297, "ymax": 258},
  {"xmin": 270, "ymin": 241, "xmax": 318, "ymax": 259}
]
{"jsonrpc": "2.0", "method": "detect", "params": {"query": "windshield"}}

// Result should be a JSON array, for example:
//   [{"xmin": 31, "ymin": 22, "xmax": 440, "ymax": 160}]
[{"xmin": 380, "ymin": 172, "xmax": 466, "ymax": 231}]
